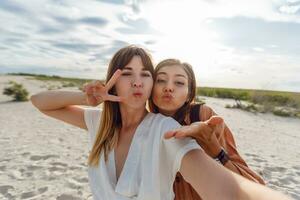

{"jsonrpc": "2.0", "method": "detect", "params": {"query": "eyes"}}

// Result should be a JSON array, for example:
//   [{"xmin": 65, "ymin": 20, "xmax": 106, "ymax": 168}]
[
  {"xmin": 121, "ymin": 71, "xmax": 152, "ymax": 77},
  {"xmin": 175, "ymin": 81, "xmax": 185, "ymax": 86},
  {"xmin": 156, "ymin": 79, "xmax": 165, "ymax": 83},
  {"xmin": 156, "ymin": 78, "xmax": 185, "ymax": 86}
]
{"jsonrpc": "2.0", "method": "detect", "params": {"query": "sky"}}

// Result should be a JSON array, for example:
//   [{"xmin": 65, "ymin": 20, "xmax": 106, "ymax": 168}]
[{"xmin": 0, "ymin": 0, "xmax": 300, "ymax": 92}]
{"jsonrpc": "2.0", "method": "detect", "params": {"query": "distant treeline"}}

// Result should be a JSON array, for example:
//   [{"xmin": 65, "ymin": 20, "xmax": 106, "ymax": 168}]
[
  {"xmin": 198, "ymin": 87, "xmax": 300, "ymax": 109},
  {"xmin": 7, "ymin": 72, "xmax": 93, "ymax": 85},
  {"xmin": 7, "ymin": 73, "xmax": 300, "ymax": 109}
]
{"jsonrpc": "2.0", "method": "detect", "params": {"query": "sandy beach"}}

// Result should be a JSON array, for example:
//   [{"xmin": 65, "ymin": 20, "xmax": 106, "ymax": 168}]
[{"xmin": 0, "ymin": 75, "xmax": 299, "ymax": 199}]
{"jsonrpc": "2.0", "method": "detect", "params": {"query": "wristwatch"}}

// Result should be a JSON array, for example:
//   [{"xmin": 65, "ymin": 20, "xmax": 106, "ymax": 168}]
[{"xmin": 214, "ymin": 148, "xmax": 230, "ymax": 165}]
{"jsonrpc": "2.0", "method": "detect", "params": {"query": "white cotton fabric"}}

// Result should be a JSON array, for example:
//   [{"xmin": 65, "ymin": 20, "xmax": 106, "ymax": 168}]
[{"xmin": 84, "ymin": 107, "xmax": 202, "ymax": 200}]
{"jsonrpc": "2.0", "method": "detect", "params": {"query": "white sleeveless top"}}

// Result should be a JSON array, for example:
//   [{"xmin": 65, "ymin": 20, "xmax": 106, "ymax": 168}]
[{"xmin": 84, "ymin": 108, "xmax": 202, "ymax": 200}]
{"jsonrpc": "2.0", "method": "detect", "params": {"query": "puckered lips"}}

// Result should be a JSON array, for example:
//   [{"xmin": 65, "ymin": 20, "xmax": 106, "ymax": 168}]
[
  {"xmin": 162, "ymin": 93, "xmax": 173, "ymax": 101},
  {"xmin": 133, "ymin": 91, "xmax": 143, "ymax": 97}
]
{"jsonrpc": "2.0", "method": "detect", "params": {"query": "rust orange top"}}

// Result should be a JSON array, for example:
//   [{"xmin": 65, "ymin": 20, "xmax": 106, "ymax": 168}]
[{"xmin": 173, "ymin": 104, "xmax": 265, "ymax": 200}]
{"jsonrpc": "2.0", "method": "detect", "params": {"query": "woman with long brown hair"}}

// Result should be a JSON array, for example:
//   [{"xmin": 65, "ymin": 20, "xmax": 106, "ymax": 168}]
[
  {"xmin": 149, "ymin": 58, "xmax": 265, "ymax": 199},
  {"xmin": 31, "ymin": 46, "xmax": 289, "ymax": 200}
]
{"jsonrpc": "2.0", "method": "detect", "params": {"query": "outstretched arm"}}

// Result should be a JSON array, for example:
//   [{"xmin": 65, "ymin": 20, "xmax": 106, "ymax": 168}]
[
  {"xmin": 200, "ymin": 105, "xmax": 265, "ymax": 184},
  {"xmin": 30, "ymin": 69, "xmax": 123, "ymax": 130},
  {"xmin": 165, "ymin": 105, "xmax": 265, "ymax": 184},
  {"xmin": 180, "ymin": 149, "xmax": 290, "ymax": 200},
  {"xmin": 31, "ymin": 91, "xmax": 88, "ymax": 129}
]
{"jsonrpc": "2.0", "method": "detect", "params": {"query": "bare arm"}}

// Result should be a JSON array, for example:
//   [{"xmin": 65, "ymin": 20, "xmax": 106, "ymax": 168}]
[
  {"xmin": 165, "ymin": 116, "xmax": 242, "ymax": 175},
  {"xmin": 200, "ymin": 105, "xmax": 265, "ymax": 184},
  {"xmin": 30, "ymin": 70, "xmax": 123, "ymax": 131},
  {"xmin": 30, "ymin": 90, "xmax": 87, "ymax": 111},
  {"xmin": 30, "ymin": 91, "xmax": 89, "ymax": 130},
  {"xmin": 180, "ymin": 149, "xmax": 291, "ymax": 200}
]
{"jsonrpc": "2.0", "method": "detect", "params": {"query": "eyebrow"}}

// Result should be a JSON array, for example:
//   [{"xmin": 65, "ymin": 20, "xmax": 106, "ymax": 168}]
[
  {"xmin": 123, "ymin": 67, "xmax": 149, "ymax": 71},
  {"xmin": 157, "ymin": 71, "xmax": 187, "ymax": 79}
]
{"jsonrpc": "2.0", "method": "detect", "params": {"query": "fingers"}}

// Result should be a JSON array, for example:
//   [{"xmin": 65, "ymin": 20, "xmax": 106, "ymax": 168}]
[
  {"xmin": 105, "ymin": 69, "xmax": 122, "ymax": 90},
  {"xmin": 83, "ymin": 82, "xmax": 100, "ymax": 94},
  {"xmin": 164, "ymin": 131, "xmax": 177, "ymax": 139},
  {"xmin": 164, "ymin": 128, "xmax": 190, "ymax": 139},
  {"xmin": 83, "ymin": 83, "xmax": 94, "ymax": 93},
  {"xmin": 92, "ymin": 80, "xmax": 104, "ymax": 89},
  {"xmin": 82, "ymin": 69, "xmax": 123, "ymax": 103},
  {"xmin": 84, "ymin": 69, "xmax": 121, "ymax": 96},
  {"xmin": 206, "ymin": 116, "xmax": 223, "ymax": 126},
  {"xmin": 106, "ymin": 94, "xmax": 123, "ymax": 102}
]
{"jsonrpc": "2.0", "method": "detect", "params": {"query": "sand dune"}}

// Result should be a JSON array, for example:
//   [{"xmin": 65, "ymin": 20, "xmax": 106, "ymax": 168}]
[{"xmin": 0, "ymin": 75, "xmax": 299, "ymax": 199}]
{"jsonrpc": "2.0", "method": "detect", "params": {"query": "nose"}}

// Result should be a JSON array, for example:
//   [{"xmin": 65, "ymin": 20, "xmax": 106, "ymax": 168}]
[
  {"xmin": 133, "ymin": 82, "xmax": 142, "ymax": 88},
  {"xmin": 132, "ymin": 76, "xmax": 143, "ymax": 88},
  {"xmin": 164, "ymin": 82, "xmax": 174, "ymax": 93}
]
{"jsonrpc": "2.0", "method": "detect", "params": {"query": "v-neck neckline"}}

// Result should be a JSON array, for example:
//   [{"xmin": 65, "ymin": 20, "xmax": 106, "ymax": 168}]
[{"xmin": 110, "ymin": 112, "xmax": 151, "ymax": 196}]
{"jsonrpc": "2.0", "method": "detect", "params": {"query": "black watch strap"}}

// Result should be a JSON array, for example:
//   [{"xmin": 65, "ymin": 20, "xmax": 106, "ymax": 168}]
[{"xmin": 214, "ymin": 148, "xmax": 230, "ymax": 165}]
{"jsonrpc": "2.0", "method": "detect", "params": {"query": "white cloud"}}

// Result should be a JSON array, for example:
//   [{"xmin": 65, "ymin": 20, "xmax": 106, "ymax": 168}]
[
  {"xmin": 279, "ymin": 4, "xmax": 300, "ymax": 14},
  {"xmin": 0, "ymin": 0, "xmax": 299, "ymax": 91},
  {"xmin": 139, "ymin": 0, "xmax": 300, "ymax": 26},
  {"xmin": 253, "ymin": 47, "xmax": 265, "ymax": 52},
  {"xmin": 0, "ymin": 0, "xmax": 152, "ymax": 75}
]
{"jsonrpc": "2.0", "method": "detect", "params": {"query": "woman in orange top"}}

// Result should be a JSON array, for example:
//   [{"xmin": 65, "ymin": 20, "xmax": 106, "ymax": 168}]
[{"xmin": 149, "ymin": 58, "xmax": 265, "ymax": 200}]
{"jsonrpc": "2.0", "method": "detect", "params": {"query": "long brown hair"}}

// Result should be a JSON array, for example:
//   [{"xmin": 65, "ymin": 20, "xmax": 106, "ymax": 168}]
[
  {"xmin": 149, "ymin": 59, "xmax": 197, "ymax": 125},
  {"xmin": 88, "ymin": 45, "xmax": 154, "ymax": 166}
]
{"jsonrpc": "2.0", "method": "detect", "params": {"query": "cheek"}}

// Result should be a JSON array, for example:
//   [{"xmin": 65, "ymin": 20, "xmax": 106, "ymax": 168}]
[
  {"xmin": 152, "ymin": 84, "xmax": 162, "ymax": 96},
  {"xmin": 177, "ymin": 87, "xmax": 189, "ymax": 103},
  {"xmin": 145, "ymin": 80, "xmax": 154, "ymax": 95},
  {"xmin": 152, "ymin": 85, "xmax": 160, "ymax": 98},
  {"xmin": 152, "ymin": 86, "xmax": 162, "ymax": 104}
]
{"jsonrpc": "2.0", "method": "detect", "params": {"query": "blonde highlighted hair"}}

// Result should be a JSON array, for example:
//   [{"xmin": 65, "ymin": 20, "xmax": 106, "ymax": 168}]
[{"xmin": 88, "ymin": 45, "xmax": 154, "ymax": 166}]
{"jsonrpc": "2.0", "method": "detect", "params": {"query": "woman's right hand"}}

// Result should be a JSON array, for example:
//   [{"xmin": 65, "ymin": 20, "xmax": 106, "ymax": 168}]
[
  {"xmin": 164, "ymin": 116, "xmax": 224, "ymax": 157},
  {"xmin": 82, "ymin": 69, "xmax": 123, "ymax": 106}
]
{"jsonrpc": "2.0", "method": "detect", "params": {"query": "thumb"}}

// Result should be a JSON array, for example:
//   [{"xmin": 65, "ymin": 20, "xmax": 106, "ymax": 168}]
[{"xmin": 206, "ymin": 116, "xmax": 223, "ymax": 127}]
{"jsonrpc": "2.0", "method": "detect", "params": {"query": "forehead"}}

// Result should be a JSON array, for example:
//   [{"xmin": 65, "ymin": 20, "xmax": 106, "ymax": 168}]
[
  {"xmin": 124, "ymin": 56, "xmax": 145, "ymax": 70},
  {"xmin": 156, "ymin": 65, "xmax": 188, "ymax": 78}
]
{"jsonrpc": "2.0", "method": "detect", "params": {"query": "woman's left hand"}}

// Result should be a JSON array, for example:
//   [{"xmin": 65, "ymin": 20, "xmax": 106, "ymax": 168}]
[{"xmin": 164, "ymin": 116, "xmax": 224, "ymax": 157}]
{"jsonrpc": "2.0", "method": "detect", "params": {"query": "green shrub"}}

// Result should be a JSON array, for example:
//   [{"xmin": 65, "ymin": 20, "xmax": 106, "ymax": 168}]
[
  {"xmin": 47, "ymin": 85, "xmax": 61, "ymax": 90},
  {"xmin": 62, "ymin": 82, "xmax": 76, "ymax": 87},
  {"xmin": 225, "ymin": 104, "xmax": 232, "ymax": 108},
  {"xmin": 3, "ymin": 81, "xmax": 29, "ymax": 101},
  {"xmin": 272, "ymin": 108, "xmax": 292, "ymax": 117},
  {"xmin": 251, "ymin": 93, "xmax": 293, "ymax": 107},
  {"xmin": 198, "ymin": 87, "xmax": 250, "ymax": 101}
]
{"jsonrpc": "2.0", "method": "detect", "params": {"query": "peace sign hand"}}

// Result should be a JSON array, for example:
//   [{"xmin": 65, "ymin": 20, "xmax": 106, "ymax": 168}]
[{"xmin": 83, "ymin": 69, "xmax": 123, "ymax": 106}]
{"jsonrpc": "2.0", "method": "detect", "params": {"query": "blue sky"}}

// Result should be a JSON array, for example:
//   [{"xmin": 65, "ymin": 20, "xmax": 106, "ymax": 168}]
[{"xmin": 0, "ymin": 0, "xmax": 299, "ymax": 92}]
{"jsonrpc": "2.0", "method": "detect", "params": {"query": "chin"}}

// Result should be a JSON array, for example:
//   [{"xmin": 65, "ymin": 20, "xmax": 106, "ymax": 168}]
[
  {"xmin": 160, "ymin": 103, "xmax": 175, "ymax": 110},
  {"xmin": 125, "ymin": 100, "xmax": 147, "ymax": 109},
  {"xmin": 158, "ymin": 106, "xmax": 173, "ymax": 113},
  {"xmin": 131, "ymin": 104, "xmax": 146, "ymax": 110}
]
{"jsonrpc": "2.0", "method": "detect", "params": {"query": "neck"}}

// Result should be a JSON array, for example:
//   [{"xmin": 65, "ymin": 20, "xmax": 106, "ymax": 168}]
[
  {"xmin": 120, "ymin": 105, "xmax": 148, "ymax": 128},
  {"xmin": 158, "ymin": 108, "xmax": 176, "ymax": 117}
]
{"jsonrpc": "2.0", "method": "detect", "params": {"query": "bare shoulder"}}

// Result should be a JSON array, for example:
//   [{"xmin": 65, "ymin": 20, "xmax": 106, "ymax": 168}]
[{"xmin": 199, "ymin": 104, "xmax": 216, "ymax": 121}]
